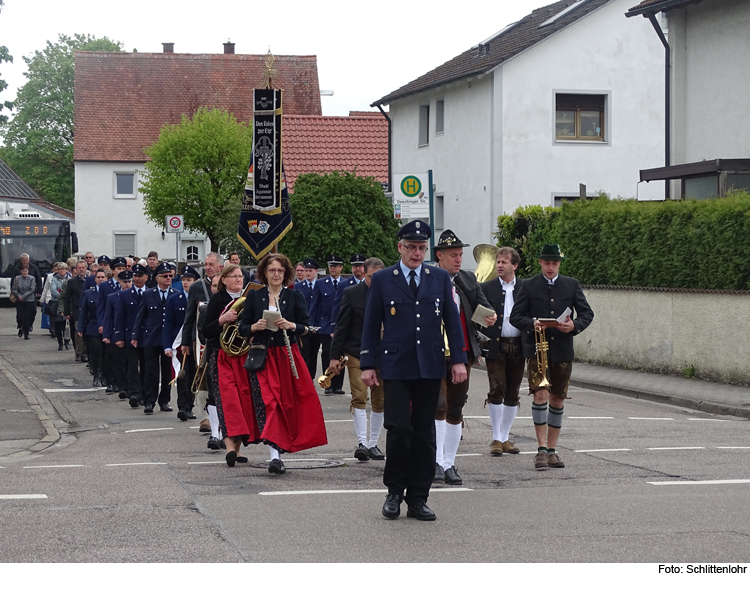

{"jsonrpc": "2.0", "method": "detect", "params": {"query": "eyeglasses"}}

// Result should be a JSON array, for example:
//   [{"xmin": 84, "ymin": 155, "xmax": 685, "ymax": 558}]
[
  {"xmin": 225, "ymin": 274, "xmax": 244, "ymax": 279},
  {"xmin": 402, "ymin": 244, "xmax": 428, "ymax": 253},
  {"xmin": 267, "ymin": 269, "xmax": 285, "ymax": 275}
]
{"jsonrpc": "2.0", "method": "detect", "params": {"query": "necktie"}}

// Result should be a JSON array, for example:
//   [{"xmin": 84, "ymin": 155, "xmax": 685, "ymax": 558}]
[
  {"xmin": 409, "ymin": 270, "xmax": 418, "ymax": 297},
  {"xmin": 161, "ymin": 290, "xmax": 166, "ymax": 304},
  {"xmin": 333, "ymin": 279, "xmax": 338, "ymax": 290},
  {"xmin": 137, "ymin": 288, "xmax": 142, "ymax": 300}
]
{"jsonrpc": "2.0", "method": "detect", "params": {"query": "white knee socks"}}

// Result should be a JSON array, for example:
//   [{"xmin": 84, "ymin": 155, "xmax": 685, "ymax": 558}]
[
  {"xmin": 207, "ymin": 404, "xmax": 221, "ymax": 439},
  {"xmin": 488, "ymin": 403, "xmax": 503, "ymax": 441},
  {"xmin": 435, "ymin": 419, "xmax": 446, "ymax": 467},
  {"xmin": 443, "ymin": 422, "xmax": 462, "ymax": 470},
  {"xmin": 268, "ymin": 446, "xmax": 279, "ymax": 461},
  {"xmin": 352, "ymin": 408, "xmax": 368, "ymax": 445},
  {"xmin": 499, "ymin": 404, "xmax": 518, "ymax": 443},
  {"xmin": 369, "ymin": 411, "xmax": 384, "ymax": 448}
]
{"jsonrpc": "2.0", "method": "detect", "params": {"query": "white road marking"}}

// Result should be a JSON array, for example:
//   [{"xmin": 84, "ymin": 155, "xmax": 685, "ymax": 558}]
[
  {"xmin": 189, "ymin": 426, "xmax": 200, "ymax": 429},
  {"xmin": 575, "ymin": 448, "xmax": 631, "ymax": 453},
  {"xmin": 0, "ymin": 494, "xmax": 48, "ymax": 499},
  {"xmin": 259, "ymin": 487, "xmax": 473, "ymax": 496},
  {"xmin": 715, "ymin": 446, "xmax": 750, "ymax": 449},
  {"xmin": 520, "ymin": 451, "xmax": 537, "ymax": 455},
  {"xmin": 456, "ymin": 453, "xmax": 482, "ymax": 457},
  {"xmin": 187, "ymin": 461, "xmax": 225, "ymax": 465},
  {"xmin": 324, "ymin": 419, "xmax": 352, "ymax": 423},
  {"xmin": 648, "ymin": 479, "xmax": 750, "ymax": 486},
  {"xmin": 23, "ymin": 465, "xmax": 85, "ymax": 469},
  {"xmin": 568, "ymin": 417, "xmax": 615, "ymax": 420},
  {"xmin": 43, "ymin": 388, "xmax": 106, "ymax": 393},
  {"xmin": 125, "ymin": 428, "xmax": 174, "ymax": 433},
  {"xmin": 5, "ymin": 409, "xmax": 33, "ymax": 413},
  {"xmin": 465, "ymin": 415, "xmax": 532, "ymax": 420},
  {"xmin": 105, "ymin": 462, "xmax": 168, "ymax": 467},
  {"xmin": 647, "ymin": 446, "xmax": 705, "ymax": 450},
  {"xmin": 687, "ymin": 418, "xmax": 730, "ymax": 422},
  {"xmin": 629, "ymin": 417, "xmax": 674, "ymax": 420}
]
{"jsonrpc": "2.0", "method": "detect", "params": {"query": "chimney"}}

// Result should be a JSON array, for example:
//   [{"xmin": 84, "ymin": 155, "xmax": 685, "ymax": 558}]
[
  {"xmin": 223, "ymin": 41, "xmax": 235, "ymax": 54},
  {"xmin": 162, "ymin": 43, "xmax": 174, "ymax": 53}
]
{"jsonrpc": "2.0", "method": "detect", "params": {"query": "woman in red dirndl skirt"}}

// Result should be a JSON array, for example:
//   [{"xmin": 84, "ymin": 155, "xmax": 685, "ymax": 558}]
[{"xmin": 238, "ymin": 253, "xmax": 327, "ymax": 474}]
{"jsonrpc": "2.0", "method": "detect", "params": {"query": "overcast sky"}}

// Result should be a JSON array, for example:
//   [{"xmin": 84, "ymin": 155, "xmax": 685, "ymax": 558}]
[{"xmin": 0, "ymin": 0, "xmax": 555, "ymax": 117}]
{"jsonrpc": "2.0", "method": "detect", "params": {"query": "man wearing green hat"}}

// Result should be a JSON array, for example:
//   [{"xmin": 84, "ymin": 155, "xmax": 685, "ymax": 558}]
[{"xmin": 510, "ymin": 244, "xmax": 593, "ymax": 470}]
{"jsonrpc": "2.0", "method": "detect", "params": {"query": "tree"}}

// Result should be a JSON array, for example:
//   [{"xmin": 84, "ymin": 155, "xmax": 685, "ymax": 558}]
[
  {"xmin": 0, "ymin": 0, "xmax": 12, "ymax": 125},
  {"xmin": 140, "ymin": 107, "xmax": 254, "ymax": 251},
  {"xmin": 0, "ymin": 34, "xmax": 122, "ymax": 209},
  {"xmin": 280, "ymin": 171, "xmax": 400, "ymax": 269}
]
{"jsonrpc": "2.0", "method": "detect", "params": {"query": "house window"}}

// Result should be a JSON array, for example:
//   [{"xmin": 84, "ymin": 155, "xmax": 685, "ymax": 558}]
[
  {"xmin": 419, "ymin": 104, "xmax": 430, "ymax": 147},
  {"xmin": 113, "ymin": 232, "xmax": 136, "ymax": 257},
  {"xmin": 114, "ymin": 172, "xmax": 136, "ymax": 198},
  {"xmin": 186, "ymin": 245, "xmax": 199, "ymax": 261},
  {"xmin": 555, "ymin": 94, "xmax": 605, "ymax": 141},
  {"xmin": 436, "ymin": 99, "xmax": 444, "ymax": 135}
]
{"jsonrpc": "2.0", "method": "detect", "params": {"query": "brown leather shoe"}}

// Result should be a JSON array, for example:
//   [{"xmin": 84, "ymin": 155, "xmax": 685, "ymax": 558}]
[
  {"xmin": 502, "ymin": 440, "xmax": 520, "ymax": 454},
  {"xmin": 489, "ymin": 440, "xmax": 504, "ymax": 456},
  {"xmin": 534, "ymin": 451, "xmax": 549, "ymax": 470},
  {"xmin": 547, "ymin": 452, "xmax": 565, "ymax": 468},
  {"xmin": 199, "ymin": 419, "xmax": 211, "ymax": 433}
]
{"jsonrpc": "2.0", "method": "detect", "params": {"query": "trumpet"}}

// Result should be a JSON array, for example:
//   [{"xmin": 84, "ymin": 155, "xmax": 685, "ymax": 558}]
[
  {"xmin": 318, "ymin": 355, "xmax": 349, "ymax": 388},
  {"xmin": 534, "ymin": 323, "xmax": 551, "ymax": 389}
]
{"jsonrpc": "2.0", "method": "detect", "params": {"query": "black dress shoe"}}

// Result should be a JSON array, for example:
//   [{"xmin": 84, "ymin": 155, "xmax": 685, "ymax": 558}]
[
  {"xmin": 105, "ymin": 384, "xmax": 113, "ymax": 393},
  {"xmin": 444, "ymin": 466, "xmax": 463, "ymax": 485},
  {"xmin": 324, "ymin": 388, "xmax": 333, "ymax": 395},
  {"xmin": 18, "ymin": 329, "xmax": 22, "ymax": 337},
  {"xmin": 407, "ymin": 501, "xmax": 436, "ymax": 521},
  {"xmin": 92, "ymin": 376, "xmax": 101, "ymax": 387},
  {"xmin": 332, "ymin": 388, "xmax": 346, "ymax": 395},
  {"xmin": 129, "ymin": 395, "xmax": 139, "ymax": 408},
  {"xmin": 434, "ymin": 463, "xmax": 445, "ymax": 482},
  {"xmin": 75, "ymin": 354, "xmax": 81, "ymax": 362},
  {"xmin": 226, "ymin": 450, "xmax": 237, "ymax": 467},
  {"xmin": 354, "ymin": 443, "xmax": 370, "ymax": 461},
  {"xmin": 207, "ymin": 436, "xmax": 221, "ymax": 450},
  {"xmin": 235, "ymin": 455, "xmax": 249, "ymax": 463},
  {"xmin": 368, "ymin": 446, "xmax": 385, "ymax": 460},
  {"xmin": 186, "ymin": 411, "xmax": 196, "ymax": 419},
  {"xmin": 219, "ymin": 439, "xmax": 226, "ymax": 449},
  {"xmin": 268, "ymin": 458, "xmax": 286, "ymax": 474},
  {"xmin": 144, "ymin": 403, "xmax": 154, "ymax": 414},
  {"xmin": 119, "ymin": 391, "xmax": 128, "ymax": 400},
  {"xmin": 58, "ymin": 344, "xmax": 63, "ymax": 351},
  {"xmin": 177, "ymin": 409, "xmax": 188, "ymax": 421},
  {"xmin": 382, "ymin": 493, "xmax": 402, "ymax": 520},
  {"xmin": 159, "ymin": 403, "xmax": 173, "ymax": 412},
  {"xmin": 113, "ymin": 385, "xmax": 119, "ymax": 392}
]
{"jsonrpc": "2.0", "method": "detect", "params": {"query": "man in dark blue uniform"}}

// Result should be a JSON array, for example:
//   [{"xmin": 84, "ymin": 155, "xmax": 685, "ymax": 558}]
[
  {"xmin": 310, "ymin": 254, "xmax": 345, "ymax": 394},
  {"xmin": 115, "ymin": 265, "xmax": 147, "ymax": 408},
  {"xmin": 132, "ymin": 263, "xmax": 176, "ymax": 414},
  {"xmin": 78, "ymin": 269, "xmax": 108, "ymax": 387},
  {"xmin": 103, "ymin": 268, "xmax": 132, "ymax": 398},
  {"xmin": 164, "ymin": 264, "xmax": 200, "ymax": 421},
  {"xmin": 296, "ymin": 257, "xmax": 320, "ymax": 381},
  {"xmin": 98, "ymin": 257, "xmax": 127, "ymax": 393},
  {"xmin": 85, "ymin": 255, "xmax": 110, "ymax": 289},
  {"xmin": 360, "ymin": 221, "xmax": 467, "ymax": 521}
]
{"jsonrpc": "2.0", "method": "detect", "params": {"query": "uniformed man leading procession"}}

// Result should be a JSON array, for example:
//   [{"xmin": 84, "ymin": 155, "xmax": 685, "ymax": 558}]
[
  {"xmin": 360, "ymin": 220, "xmax": 467, "ymax": 521},
  {"xmin": 432, "ymin": 230, "xmax": 497, "ymax": 486},
  {"xmin": 510, "ymin": 244, "xmax": 594, "ymax": 471}
]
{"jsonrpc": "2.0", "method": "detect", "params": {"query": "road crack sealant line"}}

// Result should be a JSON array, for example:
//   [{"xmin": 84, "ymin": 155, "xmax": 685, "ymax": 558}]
[
  {"xmin": 0, "ymin": 356, "xmax": 63, "ymax": 458},
  {"xmin": 160, "ymin": 464, "xmax": 253, "ymax": 563}
]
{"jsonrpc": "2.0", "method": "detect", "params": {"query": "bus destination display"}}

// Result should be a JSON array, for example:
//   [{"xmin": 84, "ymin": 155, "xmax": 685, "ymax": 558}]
[{"xmin": 0, "ymin": 225, "xmax": 50, "ymax": 236}]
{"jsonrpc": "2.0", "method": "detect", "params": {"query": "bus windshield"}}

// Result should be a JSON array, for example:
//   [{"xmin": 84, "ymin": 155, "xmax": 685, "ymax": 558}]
[{"xmin": 0, "ymin": 220, "xmax": 72, "ymax": 276}]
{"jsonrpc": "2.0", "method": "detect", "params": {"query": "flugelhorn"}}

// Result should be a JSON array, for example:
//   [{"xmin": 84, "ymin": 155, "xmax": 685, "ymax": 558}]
[
  {"xmin": 318, "ymin": 355, "xmax": 349, "ymax": 388},
  {"xmin": 219, "ymin": 282, "xmax": 264, "ymax": 357},
  {"xmin": 534, "ymin": 323, "xmax": 551, "ymax": 389}
]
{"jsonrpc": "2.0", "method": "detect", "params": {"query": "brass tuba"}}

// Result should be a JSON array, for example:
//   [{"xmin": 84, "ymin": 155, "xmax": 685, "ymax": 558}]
[
  {"xmin": 473, "ymin": 244, "xmax": 499, "ymax": 283},
  {"xmin": 318, "ymin": 355, "xmax": 349, "ymax": 388},
  {"xmin": 219, "ymin": 282, "xmax": 264, "ymax": 357}
]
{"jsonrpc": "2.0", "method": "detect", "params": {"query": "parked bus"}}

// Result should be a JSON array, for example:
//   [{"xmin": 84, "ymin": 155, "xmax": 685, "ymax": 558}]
[{"xmin": 0, "ymin": 213, "xmax": 78, "ymax": 300}]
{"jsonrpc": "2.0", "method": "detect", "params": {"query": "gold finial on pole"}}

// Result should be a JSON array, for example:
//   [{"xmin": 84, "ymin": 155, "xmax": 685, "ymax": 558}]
[{"xmin": 263, "ymin": 47, "xmax": 277, "ymax": 89}]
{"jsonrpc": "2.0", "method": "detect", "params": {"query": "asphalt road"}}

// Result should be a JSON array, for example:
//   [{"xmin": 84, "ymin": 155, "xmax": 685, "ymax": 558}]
[{"xmin": 1, "ymin": 306, "xmax": 749, "ymax": 563}]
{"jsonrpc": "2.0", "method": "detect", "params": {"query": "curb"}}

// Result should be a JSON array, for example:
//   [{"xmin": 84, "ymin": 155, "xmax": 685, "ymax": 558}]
[
  {"xmin": 0, "ymin": 357, "xmax": 62, "ymax": 458},
  {"xmin": 569, "ymin": 378, "xmax": 750, "ymax": 420}
]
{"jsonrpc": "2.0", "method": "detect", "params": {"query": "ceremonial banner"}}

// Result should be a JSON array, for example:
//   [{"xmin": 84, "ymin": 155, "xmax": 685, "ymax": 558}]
[{"xmin": 237, "ymin": 88, "xmax": 292, "ymax": 259}]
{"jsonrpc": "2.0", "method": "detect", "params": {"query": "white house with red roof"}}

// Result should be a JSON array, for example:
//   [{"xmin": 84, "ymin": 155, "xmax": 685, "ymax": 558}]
[{"xmin": 371, "ymin": 0, "xmax": 666, "ymax": 264}]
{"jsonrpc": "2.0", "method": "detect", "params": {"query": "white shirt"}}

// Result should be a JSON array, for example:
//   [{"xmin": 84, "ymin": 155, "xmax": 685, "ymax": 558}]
[
  {"xmin": 399, "ymin": 260, "xmax": 420, "ymax": 288},
  {"xmin": 500, "ymin": 276, "xmax": 521, "ymax": 338},
  {"xmin": 546, "ymin": 274, "xmax": 559, "ymax": 286}
]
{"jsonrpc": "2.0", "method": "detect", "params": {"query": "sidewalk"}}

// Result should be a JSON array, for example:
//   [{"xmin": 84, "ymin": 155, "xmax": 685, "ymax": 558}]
[{"xmin": 570, "ymin": 362, "xmax": 750, "ymax": 419}]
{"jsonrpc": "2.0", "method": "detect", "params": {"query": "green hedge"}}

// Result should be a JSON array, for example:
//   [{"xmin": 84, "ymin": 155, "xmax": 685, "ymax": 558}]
[{"xmin": 496, "ymin": 190, "xmax": 750, "ymax": 290}]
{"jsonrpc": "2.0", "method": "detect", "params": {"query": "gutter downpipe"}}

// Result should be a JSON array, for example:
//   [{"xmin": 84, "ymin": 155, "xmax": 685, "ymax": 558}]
[
  {"xmin": 647, "ymin": 12, "xmax": 671, "ymax": 200},
  {"xmin": 375, "ymin": 104, "xmax": 392, "ymax": 192}
]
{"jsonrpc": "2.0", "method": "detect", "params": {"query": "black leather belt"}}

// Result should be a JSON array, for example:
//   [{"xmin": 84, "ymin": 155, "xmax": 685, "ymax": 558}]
[{"xmin": 500, "ymin": 337, "xmax": 521, "ymax": 344}]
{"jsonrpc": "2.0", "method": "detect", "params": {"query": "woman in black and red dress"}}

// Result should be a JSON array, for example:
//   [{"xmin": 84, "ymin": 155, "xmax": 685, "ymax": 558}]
[{"xmin": 238, "ymin": 253, "xmax": 327, "ymax": 474}]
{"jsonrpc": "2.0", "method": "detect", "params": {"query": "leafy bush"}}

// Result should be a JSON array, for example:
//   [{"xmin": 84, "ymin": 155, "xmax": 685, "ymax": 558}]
[{"xmin": 495, "ymin": 190, "xmax": 750, "ymax": 289}]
